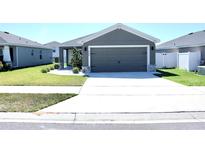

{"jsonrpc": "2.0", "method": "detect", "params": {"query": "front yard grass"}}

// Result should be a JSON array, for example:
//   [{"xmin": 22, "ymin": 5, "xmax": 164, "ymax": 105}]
[
  {"xmin": 156, "ymin": 68, "xmax": 205, "ymax": 86},
  {"xmin": 0, "ymin": 93, "xmax": 76, "ymax": 112},
  {"xmin": 0, "ymin": 64, "xmax": 87, "ymax": 86}
]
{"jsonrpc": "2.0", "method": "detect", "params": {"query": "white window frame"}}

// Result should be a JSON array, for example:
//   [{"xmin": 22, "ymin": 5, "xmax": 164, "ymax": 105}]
[{"xmin": 88, "ymin": 45, "xmax": 150, "ymax": 71}]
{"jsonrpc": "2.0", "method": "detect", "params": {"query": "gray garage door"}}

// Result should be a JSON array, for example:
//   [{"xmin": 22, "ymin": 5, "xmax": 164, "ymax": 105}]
[{"xmin": 91, "ymin": 47, "xmax": 147, "ymax": 72}]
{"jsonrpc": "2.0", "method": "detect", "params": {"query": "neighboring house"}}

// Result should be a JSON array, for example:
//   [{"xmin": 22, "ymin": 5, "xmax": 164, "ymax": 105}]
[
  {"xmin": 0, "ymin": 31, "xmax": 53, "ymax": 68},
  {"xmin": 59, "ymin": 23, "xmax": 160, "ymax": 72},
  {"xmin": 156, "ymin": 30, "xmax": 205, "ymax": 71},
  {"xmin": 44, "ymin": 41, "xmax": 61, "ymax": 62}
]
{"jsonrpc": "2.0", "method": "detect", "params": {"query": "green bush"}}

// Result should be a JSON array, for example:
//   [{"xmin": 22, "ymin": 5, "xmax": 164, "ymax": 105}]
[
  {"xmin": 54, "ymin": 64, "xmax": 60, "ymax": 69},
  {"xmin": 46, "ymin": 67, "xmax": 50, "ymax": 72},
  {"xmin": 50, "ymin": 66, "xmax": 54, "ymax": 70},
  {"xmin": 3, "ymin": 63, "xmax": 12, "ymax": 71},
  {"xmin": 72, "ymin": 67, "xmax": 80, "ymax": 74},
  {"xmin": 41, "ymin": 68, "xmax": 48, "ymax": 73},
  {"xmin": 0, "ymin": 61, "xmax": 3, "ymax": 71}
]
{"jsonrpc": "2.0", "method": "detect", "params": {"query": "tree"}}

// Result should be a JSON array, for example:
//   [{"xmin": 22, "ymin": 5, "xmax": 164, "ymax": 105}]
[{"xmin": 71, "ymin": 48, "xmax": 82, "ymax": 68}]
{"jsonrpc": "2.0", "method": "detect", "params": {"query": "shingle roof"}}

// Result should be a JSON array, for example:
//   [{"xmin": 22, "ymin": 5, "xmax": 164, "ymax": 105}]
[
  {"xmin": 60, "ymin": 33, "xmax": 95, "ymax": 47},
  {"xmin": 60, "ymin": 23, "xmax": 160, "ymax": 47},
  {"xmin": 0, "ymin": 31, "xmax": 51, "ymax": 49},
  {"xmin": 157, "ymin": 30, "xmax": 205, "ymax": 49},
  {"xmin": 44, "ymin": 41, "xmax": 61, "ymax": 49}
]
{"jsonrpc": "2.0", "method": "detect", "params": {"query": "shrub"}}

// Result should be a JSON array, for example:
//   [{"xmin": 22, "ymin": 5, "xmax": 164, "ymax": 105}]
[
  {"xmin": 50, "ymin": 66, "xmax": 54, "ymax": 70},
  {"xmin": 3, "ymin": 63, "xmax": 12, "ymax": 71},
  {"xmin": 54, "ymin": 64, "xmax": 60, "ymax": 69},
  {"xmin": 0, "ymin": 61, "xmax": 3, "ymax": 71},
  {"xmin": 46, "ymin": 67, "xmax": 50, "ymax": 72},
  {"xmin": 41, "ymin": 68, "xmax": 48, "ymax": 73},
  {"xmin": 72, "ymin": 67, "xmax": 80, "ymax": 74},
  {"xmin": 71, "ymin": 48, "xmax": 82, "ymax": 68}
]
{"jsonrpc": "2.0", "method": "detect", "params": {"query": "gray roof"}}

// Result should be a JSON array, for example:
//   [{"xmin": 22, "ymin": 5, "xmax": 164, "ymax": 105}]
[
  {"xmin": 60, "ymin": 33, "xmax": 95, "ymax": 47},
  {"xmin": 157, "ymin": 30, "xmax": 205, "ymax": 50},
  {"xmin": 0, "ymin": 31, "xmax": 51, "ymax": 49},
  {"xmin": 44, "ymin": 41, "xmax": 61, "ymax": 49},
  {"xmin": 60, "ymin": 23, "xmax": 160, "ymax": 47}
]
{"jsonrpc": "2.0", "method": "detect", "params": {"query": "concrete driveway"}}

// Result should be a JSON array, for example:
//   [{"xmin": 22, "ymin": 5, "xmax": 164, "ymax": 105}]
[{"xmin": 41, "ymin": 72, "xmax": 205, "ymax": 113}]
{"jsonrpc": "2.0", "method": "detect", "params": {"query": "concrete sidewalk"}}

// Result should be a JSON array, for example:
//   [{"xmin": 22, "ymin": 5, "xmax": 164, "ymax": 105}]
[{"xmin": 0, "ymin": 86, "xmax": 82, "ymax": 94}]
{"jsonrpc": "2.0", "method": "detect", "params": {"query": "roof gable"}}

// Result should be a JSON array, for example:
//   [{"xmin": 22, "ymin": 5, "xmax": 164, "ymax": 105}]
[
  {"xmin": 60, "ymin": 23, "xmax": 160, "ymax": 47},
  {"xmin": 44, "ymin": 41, "xmax": 61, "ymax": 48},
  {"xmin": 80, "ymin": 23, "xmax": 160, "ymax": 44}
]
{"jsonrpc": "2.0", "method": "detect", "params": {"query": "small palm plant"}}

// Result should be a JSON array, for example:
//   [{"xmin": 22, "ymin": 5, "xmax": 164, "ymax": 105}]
[{"xmin": 71, "ymin": 48, "xmax": 82, "ymax": 69}]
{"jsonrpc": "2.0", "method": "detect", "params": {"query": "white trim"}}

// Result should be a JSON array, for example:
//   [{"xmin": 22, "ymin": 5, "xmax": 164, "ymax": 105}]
[{"xmin": 88, "ymin": 45, "xmax": 150, "ymax": 72}]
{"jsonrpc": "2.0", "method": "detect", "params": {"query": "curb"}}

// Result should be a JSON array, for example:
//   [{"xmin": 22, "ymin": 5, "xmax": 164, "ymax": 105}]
[{"xmin": 0, "ymin": 111, "xmax": 205, "ymax": 124}]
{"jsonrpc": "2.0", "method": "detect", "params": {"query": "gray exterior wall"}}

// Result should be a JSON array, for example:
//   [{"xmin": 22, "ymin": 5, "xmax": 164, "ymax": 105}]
[
  {"xmin": 16, "ymin": 46, "xmax": 52, "ymax": 67},
  {"xmin": 156, "ymin": 48, "xmax": 179, "ymax": 53},
  {"xmin": 82, "ymin": 29, "xmax": 156, "ymax": 67}
]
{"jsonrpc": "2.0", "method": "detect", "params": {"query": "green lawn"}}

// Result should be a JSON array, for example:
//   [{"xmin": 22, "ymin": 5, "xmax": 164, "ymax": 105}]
[
  {"xmin": 0, "ymin": 93, "xmax": 76, "ymax": 112},
  {"xmin": 0, "ymin": 64, "xmax": 87, "ymax": 86},
  {"xmin": 156, "ymin": 68, "xmax": 205, "ymax": 86}
]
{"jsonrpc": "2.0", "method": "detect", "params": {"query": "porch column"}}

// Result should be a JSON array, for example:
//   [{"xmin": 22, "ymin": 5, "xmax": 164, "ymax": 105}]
[
  {"xmin": 59, "ymin": 47, "xmax": 64, "ymax": 69},
  {"xmin": 66, "ymin": 49, "xmax": 69, "ymax": 66},
  {"xmin": 3, "ymin": 46, "xmax": 11, "ymax": 62}
]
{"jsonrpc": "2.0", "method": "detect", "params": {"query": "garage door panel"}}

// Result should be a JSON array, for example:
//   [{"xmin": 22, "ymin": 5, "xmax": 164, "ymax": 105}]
[{"xmin": 91, "ymin": 47, "xmax": 147, "ymax": 72}]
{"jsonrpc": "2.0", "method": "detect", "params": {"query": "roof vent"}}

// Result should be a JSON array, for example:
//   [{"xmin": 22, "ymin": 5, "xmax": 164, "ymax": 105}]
[
  {"xmin": 4, "ymin": 32, "xmax": 9, "ymax": 34},
  {"xmin": 188, "ymin": 32, "xmax": 194, "ymax": 35}
]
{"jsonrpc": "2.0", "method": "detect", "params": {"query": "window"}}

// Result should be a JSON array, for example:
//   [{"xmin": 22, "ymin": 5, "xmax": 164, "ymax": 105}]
[
  {"xmin": 53, "ymin": 50, "xmax": 55, "ymax": 53},
  {"xmin": 40, "ymin": 50, "xmax": 42, "ymax": 59},
  {"xmin": 31, "ymin": 50, "xmax": 34, "ymax": 56},
  {"xmin": 84, "ymin": 47, "xmax": 87, "ymax": 51},
  {"xmin": 151, "ymin": 46, "xmax": 154, "ymax": 50}
]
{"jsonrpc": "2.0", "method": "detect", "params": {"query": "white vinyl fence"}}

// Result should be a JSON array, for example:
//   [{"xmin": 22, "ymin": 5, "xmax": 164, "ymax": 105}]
[{"xmin": 156, "ymin": 52, "xmax": 177, "ymax": 68}]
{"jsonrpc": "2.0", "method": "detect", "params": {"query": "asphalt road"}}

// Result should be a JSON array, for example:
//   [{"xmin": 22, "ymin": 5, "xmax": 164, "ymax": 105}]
[{"xmin": 1, "ymin": 122, "xmax": 205, "ymax": 130}]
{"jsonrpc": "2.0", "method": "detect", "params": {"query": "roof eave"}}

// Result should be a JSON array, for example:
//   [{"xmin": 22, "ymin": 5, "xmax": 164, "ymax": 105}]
[
  {"xmin": 0, "ymin": 43, "xmax": 52, "ymax": 50},
  {"xmin": 157, "ymin": 43, "xmax": 205, "ymax": 50}
]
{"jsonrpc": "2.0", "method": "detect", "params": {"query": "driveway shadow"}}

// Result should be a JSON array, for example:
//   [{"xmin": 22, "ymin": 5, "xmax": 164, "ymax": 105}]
[
  {"xmin": 155, "ymin": 70, "xmax": 179, "ymax": 78},
  {"xmin": 87, "ymin": 72, "xmax": 158, "ymax": 79}
]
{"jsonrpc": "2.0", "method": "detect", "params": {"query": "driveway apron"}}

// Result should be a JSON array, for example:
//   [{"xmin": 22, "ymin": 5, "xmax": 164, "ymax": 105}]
[{"xmin": 41, "ymin": 72, "xmax": 205, "ymax": 113}]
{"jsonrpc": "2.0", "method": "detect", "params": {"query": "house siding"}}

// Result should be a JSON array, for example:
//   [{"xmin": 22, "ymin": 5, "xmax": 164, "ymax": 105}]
[
  {"xmin": 82, "ymin": 29, "xmax": 156, "ymax": 67},
  {"xmin": 17, "ymin": 46, "xmax": 52, "ymax": 67},
  {"xmin": 156, "ymin": 48, "xmax": 179, "ymax": 53}
]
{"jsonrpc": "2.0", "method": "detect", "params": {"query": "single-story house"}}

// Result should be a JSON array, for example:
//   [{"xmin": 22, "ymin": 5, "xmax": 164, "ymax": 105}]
[
  {"xmin": 44, "ymin": 41, "xmax": 61, "ymax": 62},
  {"xmin": 156, "ymin": 30, "xmax": 205, "ymax": 71},
  {"xmin": 59, "ymin": 23, "xmax": 160, "ymax": 72},
  {"xmin": 0, "ymin": 31, "xmax": 53, "ymax": 68}
]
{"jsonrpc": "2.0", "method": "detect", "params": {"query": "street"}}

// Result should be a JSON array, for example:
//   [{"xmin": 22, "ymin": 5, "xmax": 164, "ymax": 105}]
[{"xmin": 1, "ymin": 121, "xmax": 205, "ymax": 130}]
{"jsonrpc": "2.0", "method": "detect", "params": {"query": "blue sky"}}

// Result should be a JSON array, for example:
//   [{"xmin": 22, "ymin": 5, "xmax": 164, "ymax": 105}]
[{"xmin": 0, "ymin": 23, "xmax": 205, "ymax": 44}]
